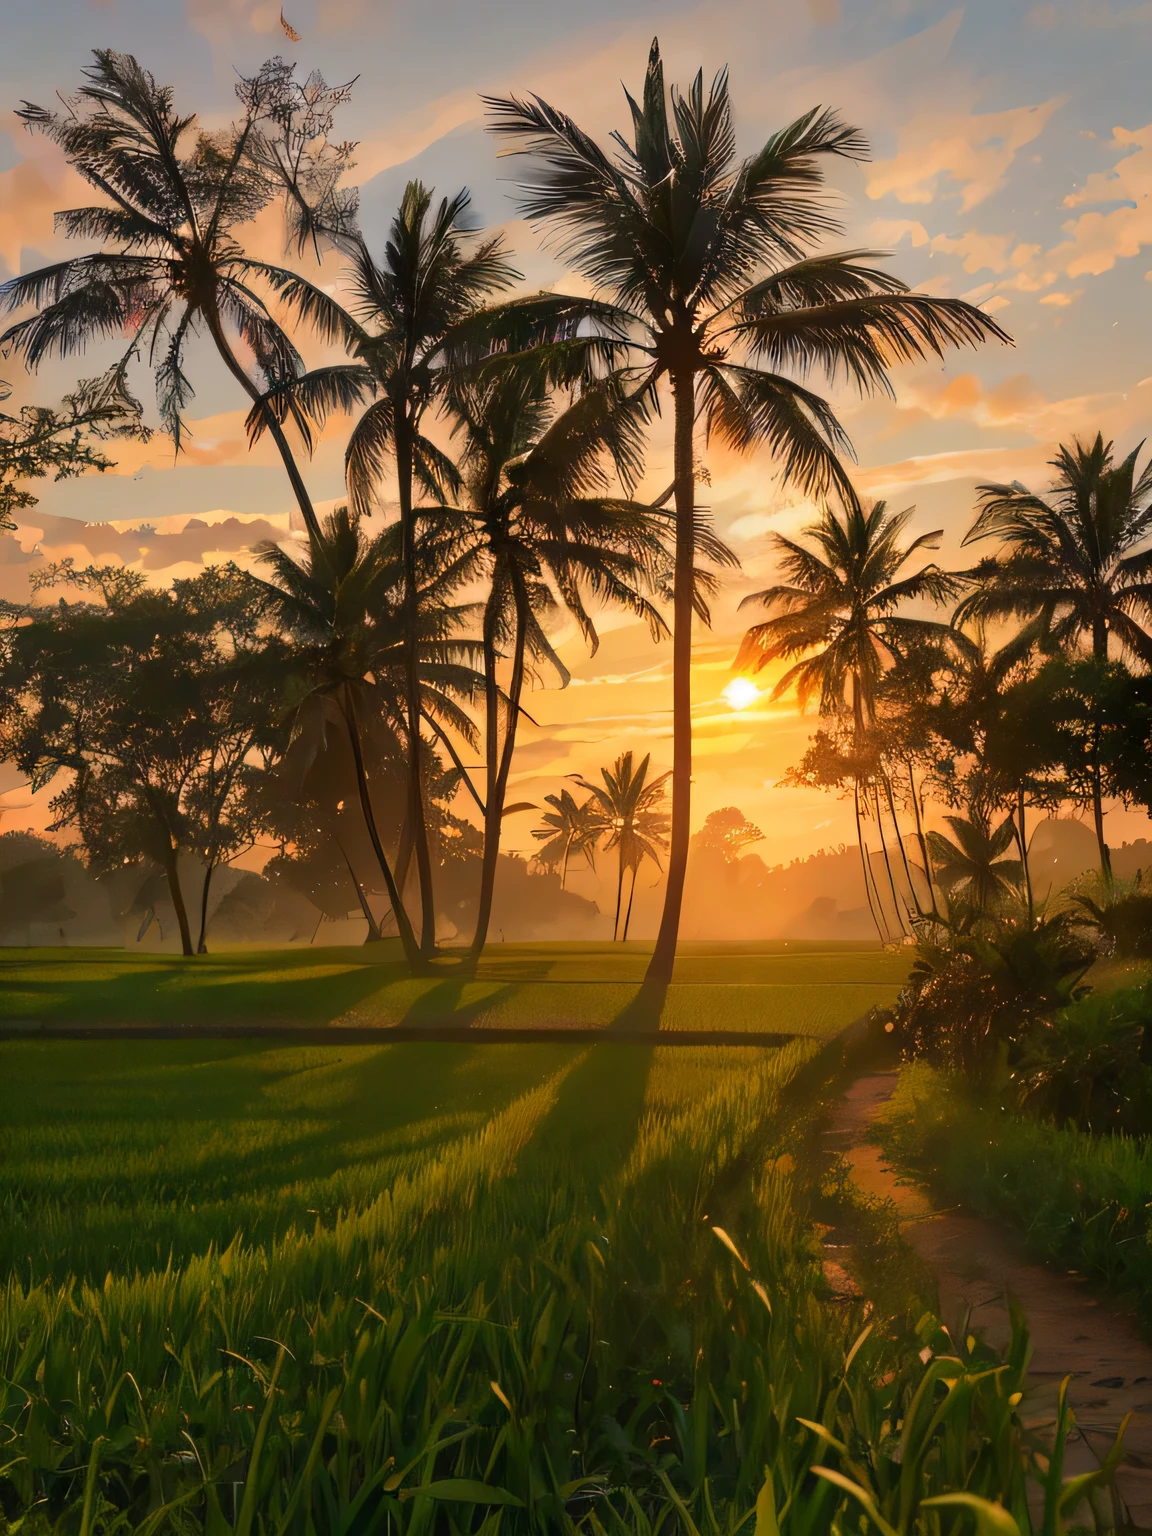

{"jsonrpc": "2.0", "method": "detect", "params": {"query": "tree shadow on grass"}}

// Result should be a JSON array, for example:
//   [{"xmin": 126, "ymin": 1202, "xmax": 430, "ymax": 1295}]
[{"xmin": 396, "ymin": 979, "xmax": 519, "ymax": 1029}]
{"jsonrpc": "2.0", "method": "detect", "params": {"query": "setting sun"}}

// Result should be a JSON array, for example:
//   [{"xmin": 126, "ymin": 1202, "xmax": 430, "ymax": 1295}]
[{"xmin": 723, "ymin": 677, "xmax": 760, "ymax": 711}]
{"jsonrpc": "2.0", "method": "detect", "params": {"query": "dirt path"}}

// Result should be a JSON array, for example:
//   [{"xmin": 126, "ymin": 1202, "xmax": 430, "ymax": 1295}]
[{"xmin": 827, "ymin": 1073, "xmax": 1152, "ymax": 1530}]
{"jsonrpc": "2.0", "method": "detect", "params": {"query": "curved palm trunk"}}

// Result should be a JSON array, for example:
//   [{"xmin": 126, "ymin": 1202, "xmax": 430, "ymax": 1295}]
[
  {"xmin": 872, "ymin": 784, "xmax": 909, "ymax": 937},
  {"xmin": 340, "ymin": 683, "xmax": 421, "ymax": 968},
  {"xmin": 337, "ymin": 839, "xmax": 383, "ymax": 943},
  {"xmin": 203, "ymin": 304, "xmax": 322, "ymax": 543},
  {"xmin": 1092, "ymin": 622, "xmax": 1113, "ymax": 883},
  {"xmin": 906, "ymin": 759, "xmax": 942, "ymax": 922},
  {"xmin": 881, "ymin": 770, "xmax": 925, "ymax": 923},
  {"xmin": 395, "ymin": 414, "xmax": 438, "ymax": 957},
  {"xmin": 854, "ymin": 780, "xmax": 889, "ymax": 943},
  {"xmin": 646, "ymin": 369, "xmax": 695, "ymax": 987},
  {"xmin": 470, "ymin": 573, "xmax": 529, "ymax": 961},
  {"xmin": 613, "ymin": 845, "xmax": 626, "ymax": 941},
  {"xmin": 622, "ymin": 865, "xmax": 639, "ymax": 942}
]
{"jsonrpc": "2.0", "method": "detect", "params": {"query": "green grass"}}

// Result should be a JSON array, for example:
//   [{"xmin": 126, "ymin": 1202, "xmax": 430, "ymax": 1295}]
[
  {"xmin": 0, "ymin": 939, "xmax": 910, "ymax": 1033},
  {"xmin": 877, "ymin": 1061, "xmax": 1152, "ymax": 1322}
]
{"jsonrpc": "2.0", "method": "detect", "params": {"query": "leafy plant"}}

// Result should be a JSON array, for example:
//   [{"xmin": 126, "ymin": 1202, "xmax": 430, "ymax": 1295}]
[{"xmin": 1012, "ymin": 985, "xmax": 1152, "ymax": 1132}]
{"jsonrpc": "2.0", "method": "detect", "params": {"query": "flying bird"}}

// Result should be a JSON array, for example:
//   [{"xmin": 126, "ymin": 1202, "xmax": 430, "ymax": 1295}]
[{"xmin": 280, "ymin": 8, "xmax": 302, "ymax": 40}]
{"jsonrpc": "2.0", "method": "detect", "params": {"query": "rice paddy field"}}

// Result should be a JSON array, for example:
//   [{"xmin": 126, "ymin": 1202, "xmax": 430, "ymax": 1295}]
[{"xmin": 0, "ymin": 942, "xmax": 1077, "ymax": 1532}]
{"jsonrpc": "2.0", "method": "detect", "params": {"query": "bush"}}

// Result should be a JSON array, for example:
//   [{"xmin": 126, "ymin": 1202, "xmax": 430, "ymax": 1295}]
[
  {"xmin": 1011, "ymin": 984, "xmax": 1152, "ymax": 1132},
  {"xmin": 1074, "ymin": 882, "xmax": 1152, "ymax": 960}
]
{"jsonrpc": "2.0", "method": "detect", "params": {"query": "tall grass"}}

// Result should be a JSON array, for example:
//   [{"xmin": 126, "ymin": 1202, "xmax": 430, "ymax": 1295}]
[{"xmin": 0, "ymin": 1040, "xmax": 1117, "ymax": 1533}]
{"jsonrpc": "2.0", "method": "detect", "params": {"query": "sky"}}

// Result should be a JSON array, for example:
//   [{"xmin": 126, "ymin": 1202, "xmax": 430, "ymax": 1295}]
[{"xmin": 2, "ymin": 0, "xmax": 1152, "ymax": 865}]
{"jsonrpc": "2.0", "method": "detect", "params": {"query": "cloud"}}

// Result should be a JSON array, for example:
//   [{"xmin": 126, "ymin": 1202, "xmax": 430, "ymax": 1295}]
[
  {"xmin": 1039, "ymin": 289, "xmax": 1084, "ymax": 306},
  {"xmin": 867, "ymin": 96, "xmax": 1063, "ymax": 212},
  {"xmin": 1047, "ymin": 123, "xmax": 1152, "ymax": 277}
]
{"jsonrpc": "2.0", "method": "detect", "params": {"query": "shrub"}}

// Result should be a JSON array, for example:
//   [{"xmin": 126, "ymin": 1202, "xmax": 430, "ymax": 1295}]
[{"xmin": 1012, "ymin": 984, "xmax": 1152, "ymax": 1132}]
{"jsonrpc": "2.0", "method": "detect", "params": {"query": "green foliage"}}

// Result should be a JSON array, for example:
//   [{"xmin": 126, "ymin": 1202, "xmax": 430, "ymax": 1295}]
[
  {"xmin": 1074, "ymin": 881, "xmax": 1152, "ymax": 959},
  {"xmin": 1011, "ymin": 984, "xmax": 1152, "ymax": 1132},
  {"xmin": 878, "ymin": 914, "xmax": 1093, "ymax": 1078}
]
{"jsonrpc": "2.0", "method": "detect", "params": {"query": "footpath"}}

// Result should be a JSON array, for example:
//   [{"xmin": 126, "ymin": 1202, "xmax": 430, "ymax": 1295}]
[{"xmin": 827, "ymin": 1073, "xmax": 1152, "ymax": 1530}]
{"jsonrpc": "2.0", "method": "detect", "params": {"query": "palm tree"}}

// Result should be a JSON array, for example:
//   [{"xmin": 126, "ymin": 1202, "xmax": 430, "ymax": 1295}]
[
  {"xmin": 958, "ymin": 435, "xmax": 1152, "ymax": 880},
  {"xmin": 0, "ymin": 52, "xmax": 353, "ymax": 539},
  {"xmin": 486, "ymin": 41, "xmax": 1010, "ymax": 984},
  {"xmin": 531, "ymin": 789, "xmax": 599, "ymax": 888},
  {"xmin": 927, "ymin": 807, "xmax": 1023, "ymax": 915},
  {"xmin": 575, "ymin": 752, "xmax": 671, "ymax": 940},
  {"xmin": 425, "ymin": 373, "xmax": 669, "ymax": 960},
  {"xmin": 738, "ymin": 499, "xmax": 961, "ymax": 938},
  {"xmin": 250, "ymin": 183, "xmax": 519, "ymax": 958},
  {"xmin": 254, "ymin": 506, "xmax": 483, "ymax": 969}
]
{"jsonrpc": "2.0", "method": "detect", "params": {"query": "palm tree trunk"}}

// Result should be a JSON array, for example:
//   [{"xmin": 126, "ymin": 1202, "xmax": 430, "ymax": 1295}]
[
  {"xmin": 646, "ymin": 368, "xmax": 695, "ymax": 987},
  {"xmin": 470, "ymin": 573, "xmax": 529, "ymax": 961},
  {"xmin": 1092, "ymin": 624, "xmax": 1113, "ymax": 884},
  {"xmin": 906, "ymin": 759, "xmax": 941, "ymax": 921},
  {"xmin": 202, "ymin": 304, "xmax": 322, "ymax": 542},
  {"xmin": 613, "ymin": 847, "xmax": 626, "ymax": 941},
  {"xmin": 1016, "ymin": 784, "xmax": 1034, "ymax": 926},
  {"xmin": 622, "ymin": 866, "xmax": 638, "ymax": 942},
  {"xmin": 854, "ymin": 779, "xmax": 888, "ymax": 943},
  {"xmin": 340, "ymin": 683, "xmax": 421, "ymax": 968},
  {"xmin": 881, "ymin": 769, "xmax": 925, "ymax": 922},
  {"xmin": 872, "ymin": 784, "xmax": 908, "ymax": 937},
  {"xmin": 163, "ymin": 847, "xmax": 195, "ymax": 957},
  {"xmin": 395, "ymin": 412, "xmax": 438, "ymax": 958},
  {"xmin": 337, "ymin": 839, "xmax": 383, "ymax": 943},
  {"xmin": 196, "ymin": 859, "xmax": 215, "ymax": 954},
  {"xmin": 560, "ymin": 836, "xmax": 571, "ymax": 891}
]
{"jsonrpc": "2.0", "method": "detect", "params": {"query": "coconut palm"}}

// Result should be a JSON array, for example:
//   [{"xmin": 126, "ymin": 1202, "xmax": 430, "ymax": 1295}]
[
  {"xmin": 957, "ymin": 436, "xmax": 1152, "ymax": 881},
  {"xmin": 738, "ymin": 499, "xmax": 961, "ymax": 939},
  {"xmin": 254, "ymin": 506, "xmax": 483, "ymax": 969},
  {"xmin": 0, "ymin": 52, "xmax": 354, "ymax": 539},
  {"xmin": 531, "ymin": 789, "xmax": 599, "ymax": 888},
  {"xmin": 424, "ymin": 372, "xmax": 670, "ymax": 960},
  {"xmin": 575, "ymin": 752, "xmax": 671, "ymax": 941},
  {"xmin": 927, "ymin": 808, "xmax": 1023, "ymax": 915},
  {"xmin": 486, "ymin": 40, "xmax": 1010, "ymax": 983},
  {"xmin": 249, "ymin": 183, "xmax": 523, "ymax": 957}
]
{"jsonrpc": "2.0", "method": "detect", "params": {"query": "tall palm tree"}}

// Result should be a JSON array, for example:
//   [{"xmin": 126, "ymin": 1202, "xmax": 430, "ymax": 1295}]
[
  {"xmin": 486, "ymin": 40, "xmax": 1010, "ymax": 984},
  {"xmin": 0, "ymin": 52, "xmax": 352, "ymax": 539},
  {"xmin": 927, "ymin": 807, "xmax": 1023, "ymax": 915},
  {"xmin": 251, "ymin": 183, "xmax": 519, "ymax": 957},
  {"xmin": 426, "ymin": 373, "xmax": 669, "ymax": 960},
  {"xmin": 738, "ymin": 499, "xmax": 960, "ymax": 939},
  {"xmin": 575, "ymin": 752, "xmax": 671, "ymax": 941},
  {"xmin": 531, "ymin": 789, "xmax": 599, "ymax": 888},
  {"xmin": 958, "ymin": 435, "xmax": 1152, "ymax": 880},
  {"xmin": 254, "ymin": 507, "xmax": 483, "ymax": 969}
]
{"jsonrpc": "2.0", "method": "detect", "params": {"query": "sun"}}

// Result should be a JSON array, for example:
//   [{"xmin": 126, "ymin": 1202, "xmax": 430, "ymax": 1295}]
[{"xmin": 722, "ymin": 677, "xmax": 760, "ymax": 711}]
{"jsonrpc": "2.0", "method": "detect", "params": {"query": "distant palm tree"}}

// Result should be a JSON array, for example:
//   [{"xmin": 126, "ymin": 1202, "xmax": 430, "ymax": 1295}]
[
  {"xmin": 486, "ymin": 40, "xmax": 1010, "ymax": 983},
  {"xmin": 575, "ymin": 752, "xmax": 671, "ymax": 940},
  {"xmin": 958, "ymin": 435, "xmax": 1152, "ymax": 880},
  {"xmin": 427, "ymin": 373, "xmax": 669, "ymax": 960},
  {"xmin": 927, "ymin": 808, "xmax": 1023, "ymax": 915},
  {"xmin": 531, "ymin": 789, "xmax": 599, "ymax": 888},
  {"xmin": 254, "ymin": 506, "xmax": 482, "ymax": 968},
  {"xmin": 738, "ymin": 499, "xmax": 960, "ymax": 939},
  {"xmin": 0, "ymin": 52, "xmax": 352, "ymax": 540}
]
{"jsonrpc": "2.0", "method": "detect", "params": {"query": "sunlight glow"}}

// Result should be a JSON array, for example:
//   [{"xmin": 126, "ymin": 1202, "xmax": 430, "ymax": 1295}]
[{"xmin": 723, "ymin": 677, "xmax": 760, "ymax": 711}]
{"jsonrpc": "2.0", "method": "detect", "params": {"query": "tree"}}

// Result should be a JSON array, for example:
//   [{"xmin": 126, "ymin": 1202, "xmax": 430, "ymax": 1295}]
[
  {"xmin": 426, "ymin": 372, "xmax": 670, "ymax": 960},
  {"xmin": 958, "ymin": 435, "xmax": 1152, "ymax": 879},
  {"xmin": 253, "ymin": 506, "xmax": 483, "ymax": 969},
  {"xmin": 486, "ymin": 40, "xmax": 1010, "ymax": 983},
  {"xmin": 695, "ymin": 806, "xmax": 764, "ymax": 864},
  {"xmin": 0, "ymin": 371, "xmax": 146, "ymax": 532},
  {"xmin": 738, "ymin": 499, "xmax": 960, "ymax": 937},
  {"xmin": 575, "ymin": 751, "xmax": 670, "ymax": 941},
  {"xmin": 927, "ymin": 807, "xmax": 1023, "ymax": 915},
  {"xmin": 0, "ymin": 51, "xmax": 355, "ymax": 540},
  {"xmin": 531, "ymin": 789, "xmax": 599, "ymax": 888},
  {"xmin": 0, "ymin": 562, "xmax": 277, "ymax": 955}
]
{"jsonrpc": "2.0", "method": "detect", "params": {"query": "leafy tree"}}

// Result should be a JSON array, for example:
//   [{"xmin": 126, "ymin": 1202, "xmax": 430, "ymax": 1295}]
[
  {"xmin": 0, "ymin": 51, "xmax": 355, "ymax": 539},
  {"xmin": 253, "ymin": 506, "xmax": 483, "ymax": 969},
  {"xmin": 0, "ymin": 371, "xmax": 146, "ymax": 532},
  {"xmin": 486, "ymin": 40, "xmax": 1009, "ymax": 983},
  {"xmin": 426, "ymin": 372, "xmax": 671, "ymax": 960},
  {"xmin": 575, "ymin": 751, "xmax": 670, "ymax": 941},
  {"xmin": 0, "ymin": 562, "xmax": 277, "ymax": 954},
  {"xmin": 531, "ymin": 788, "xmax": 599, "ymax": 888},
  {"xmin": 695, "ymin": 806, "xmax": 764, "ymax": 864}
]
